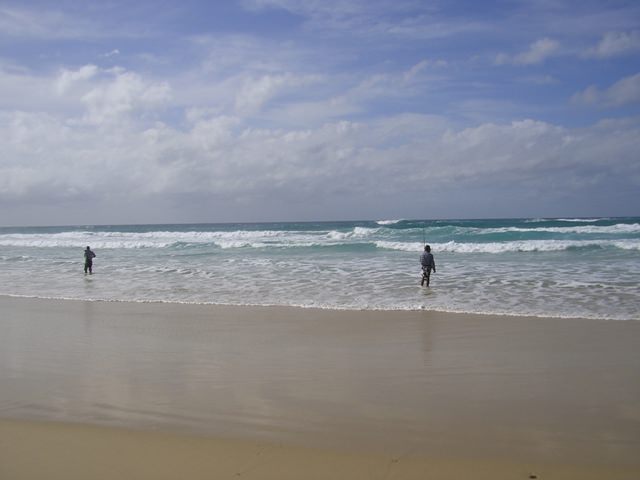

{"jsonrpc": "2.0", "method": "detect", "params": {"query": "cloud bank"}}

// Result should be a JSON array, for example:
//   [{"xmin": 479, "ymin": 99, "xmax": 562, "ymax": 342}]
[
  {"xmin": 2, "ymin": 64, "xmax": 638, "ymax": 223},
  {"xmin": 572, "ymin": 73, "xmax": 640, "ymax": 107},
  {"xmin": 0, "ymin": 1, "xmax": 639, "ymax": 224}
]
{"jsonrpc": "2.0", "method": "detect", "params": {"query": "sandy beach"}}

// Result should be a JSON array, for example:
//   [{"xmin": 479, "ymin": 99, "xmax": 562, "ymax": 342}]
[{"xmin": 1, "ymin": 296, "xmax": 639, "ymax": 479}]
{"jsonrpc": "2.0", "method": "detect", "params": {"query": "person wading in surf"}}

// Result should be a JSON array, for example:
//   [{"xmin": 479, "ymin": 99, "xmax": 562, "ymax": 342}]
[
  {"xmin": 84, "ymin": 246, "xmax": 96, "ymax": 274},
  {"xmin": 420, "ymin": 245, "xmax": 436, "ymax": 287}
]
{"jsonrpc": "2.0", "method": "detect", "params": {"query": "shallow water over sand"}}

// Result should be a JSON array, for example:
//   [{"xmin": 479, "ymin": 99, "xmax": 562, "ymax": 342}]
[{"xmin": 1, "ymin": 218, "xmax": 639, "ymax": 319}]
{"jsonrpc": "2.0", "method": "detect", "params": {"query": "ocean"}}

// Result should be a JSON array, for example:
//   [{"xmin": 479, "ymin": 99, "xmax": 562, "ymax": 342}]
[{"xmin": 0, "ymin": 218, "xmax": 638, "ymax": 320}]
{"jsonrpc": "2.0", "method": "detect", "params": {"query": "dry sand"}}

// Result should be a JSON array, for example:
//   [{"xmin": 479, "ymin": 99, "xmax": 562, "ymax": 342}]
[{"xmin": 1, "ymin": 296, "xmax": 639, "ymax": 479}]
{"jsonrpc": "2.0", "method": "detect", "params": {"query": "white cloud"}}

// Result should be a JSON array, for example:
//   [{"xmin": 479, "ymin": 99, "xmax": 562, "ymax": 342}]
[
  {"xmin": 241, "ymin": 0, "xmax": 486, "ymax": 39},
  {"xmin": 2, "ymin": 104, "xmax": 638, "ymax": 215},
  {"xmin": 2, "ymin": 0, "xmax": 640, "ymax": 223},
  {"xmin": 80, "ymin": 70, "xmax": 171, "ymax": 125},
  {"xmin": 275, "ymin": 62, "xmax": 446, "ymax": 124},
  {"xmin": 572, "ymin": 73, "xmax": 640, "ymax": 107},
  {"xmin": 0, "ymin": 66, "xmax": 58, "ymax": 111},
  {"xmin": 55, "ymin": 65, "xmax": 99, "ymax": 95},
  {"xmin": 496, "ymin": 38, "xmax": 560, "ymax": 65},
  {"xmin": 196, "ymin": 34, "xmax": 304, "ymax": 75},
  {"xmin": 403, "ymin": 59, "xmax": 439, "ymax": 83},
  {"xmin": 234, "ymin": 73, "xmax": 321, "ymax": 114},
  {"xmin": 585, "ymin": 31, "xmax": 640, "ymax": 58},
  {"xmin": 102, "ymin": 49, "xmax": 121, "ymax": 58},
  {"xmin": 0, "ymin": 5, "xmax": 98, "ymax": 39}
]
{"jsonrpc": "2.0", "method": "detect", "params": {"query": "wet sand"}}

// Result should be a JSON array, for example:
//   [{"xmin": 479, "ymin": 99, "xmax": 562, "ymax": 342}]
[{"xmin": 1, "ymin": 296, "xmax": 639, "ymax": 478}]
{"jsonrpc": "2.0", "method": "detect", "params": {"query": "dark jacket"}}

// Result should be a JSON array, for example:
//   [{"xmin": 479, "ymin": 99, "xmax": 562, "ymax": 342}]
[{"xmin": 420, "ymin": 251, "xmax": 435, "ymax": 271}]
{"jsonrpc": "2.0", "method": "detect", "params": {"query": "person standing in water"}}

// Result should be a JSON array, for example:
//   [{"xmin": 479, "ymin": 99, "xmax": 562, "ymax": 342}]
[
  {"xmin": 84, "ymin": 246, "xmax": 96, "ymax": 274},
  {"xmin": 420, "ymin": 245, "xmax": 436, "ymax": 287}
]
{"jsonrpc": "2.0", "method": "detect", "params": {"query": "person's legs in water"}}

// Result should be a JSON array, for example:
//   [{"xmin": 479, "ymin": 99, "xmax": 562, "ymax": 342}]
[{"xmin": 421, "ymin": 268, "xmax": 431, "ymax": 287}]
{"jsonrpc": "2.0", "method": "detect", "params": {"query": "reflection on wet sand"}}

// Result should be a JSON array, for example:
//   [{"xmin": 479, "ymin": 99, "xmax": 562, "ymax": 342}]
[{"xmin": 1, "ymin": 295, "xmax": 639, "ymax": 467}]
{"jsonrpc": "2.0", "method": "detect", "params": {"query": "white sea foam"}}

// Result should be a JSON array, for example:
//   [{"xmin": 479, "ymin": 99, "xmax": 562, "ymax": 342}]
[
  {"xmin": 473, "ymin": 223, "xmax": 640, "ymax": 235},
  {"xmin": 0, "ymin": 227, "xmax": 383, "ymax": 249},
  {"xmin": 326, "ymin": 226, "xmax": 378, "ymax": 237},
  {"xmin": 613, "ymin": 240, "xmax": 640, "ymax": 250},
  {"xmin": 0, "ymin": 230, "xmax": 306, "ymax": 249},
  {"xmin": 525, "ymin": 218, "xmax": 605, "ymax": 223},
  {"xmin": 376, "ymin": 239, "xmax": 640, "ymax": 253},
  {"xmin": 376, "ymin": 219, "xmax": 403, "ymax": 225},
  {"xmin": 375, "ymin": 241, "xmax": 424, "ymax": 252},
  {"xmin": 354, "ymin": 226, "xmax": 379, "ymax": 236},
  {"xmin": 555, "ymin": 218, "xmax": 609, "ymax": 223},
  {"xmin": 1, "ymin": 219, "xmax": 638, "ymax": 320},
  {"xmin": 3, "ymin": 226, "xmax": 639, "ymax": 252}
]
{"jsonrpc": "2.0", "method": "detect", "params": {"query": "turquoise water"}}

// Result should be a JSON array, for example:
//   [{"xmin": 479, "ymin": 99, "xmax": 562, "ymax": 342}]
[{"xmin": 0, "ymin": 217, "xmax": 638, "ymax": 319}]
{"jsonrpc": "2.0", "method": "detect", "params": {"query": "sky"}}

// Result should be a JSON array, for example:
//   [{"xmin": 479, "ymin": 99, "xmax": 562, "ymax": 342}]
[{"xmin": 1, "ymin": 0, "xmax": 639, "ymax": 226}]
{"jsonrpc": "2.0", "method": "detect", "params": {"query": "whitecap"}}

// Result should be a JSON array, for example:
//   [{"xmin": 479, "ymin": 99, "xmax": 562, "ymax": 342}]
[
  {"xmin": 375, "ymin": 241, "xmax": 425, "ymax": 252},
  {"xmin": 375, "ymin": 239, "xmax": 640, "ymax": 253},
  {"xmin": 474, "ymin": 223, "xmax": 640, "ymax": 235},
  {"xmin": 353, "ymin": 226, "xmax": 379, "ymax": 236},
  {"xmin": 555, "ymin": 218, "xmax": 608, "ymax": 223}
]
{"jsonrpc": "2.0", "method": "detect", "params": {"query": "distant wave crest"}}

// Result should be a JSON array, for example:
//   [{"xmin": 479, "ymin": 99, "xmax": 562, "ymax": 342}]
[
  {"xmin": 475, "ymin": 223, "xmax": 640, "ymax": 235},
  {"xmin": 525, "ymin": 218, "xmax": 606, "ymax": 223},
  {"xmin": 376, "ymin": 219, "xmax": 403, "ymax": 225},
  {"xmin": 0, "ymin": 227, "xmax": 380, "ymax": 250},
  {"xmin": 375, "ymin": 239, "xmax": 640, "ymax": 253},
  {"xmin": 1, "ymin": 222, "xmax": 639, "ymax": 252}
]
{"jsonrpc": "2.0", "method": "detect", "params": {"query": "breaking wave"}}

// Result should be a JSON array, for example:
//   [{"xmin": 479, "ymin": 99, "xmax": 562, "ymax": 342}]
[
  {"xmin": 0, "ymin": 217, "xmax": 638, "ymax": 320},
  {"xmin": 376, "ymin": 239, "xmax": 640, "ymax": 253}
]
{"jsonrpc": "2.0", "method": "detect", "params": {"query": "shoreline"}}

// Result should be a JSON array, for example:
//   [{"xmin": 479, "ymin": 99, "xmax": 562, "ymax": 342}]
[
  {"xmin": 1, "ymin": 292, "xmax": 633, "ymax": 322},
  {"xmin": 1, "ymin": 296, "xmax": 639, "ymax": 478}
]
